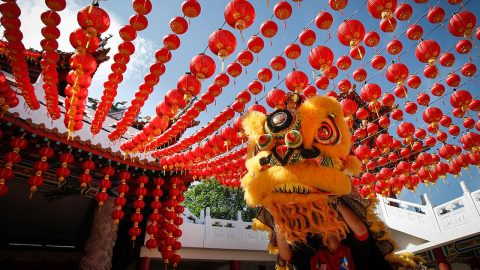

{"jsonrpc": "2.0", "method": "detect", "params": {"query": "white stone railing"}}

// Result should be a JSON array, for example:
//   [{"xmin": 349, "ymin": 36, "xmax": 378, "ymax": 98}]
[
  {"xmin": 376, "ymin": 181, "xmax": 480, "ymax": 252},
  {"xmin": 179, "ymin": 207, "xmax": 269, "ymax": 251}
]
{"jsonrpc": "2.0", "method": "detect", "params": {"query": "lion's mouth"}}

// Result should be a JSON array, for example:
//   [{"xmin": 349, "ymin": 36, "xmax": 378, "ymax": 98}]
[{"xmin": 272, "ymin": 183, "xmax": 331, "ymax": 194}]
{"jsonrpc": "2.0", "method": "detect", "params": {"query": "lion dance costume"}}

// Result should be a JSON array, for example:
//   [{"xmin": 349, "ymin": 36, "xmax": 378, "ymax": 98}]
[{"xmin": 241, "ymin": 94, "xmax": 423, "ymax": 270}]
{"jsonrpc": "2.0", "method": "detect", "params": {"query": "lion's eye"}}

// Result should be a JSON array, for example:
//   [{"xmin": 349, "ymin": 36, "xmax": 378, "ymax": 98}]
[{"xmin": 315, "ymin": 116, "xmax": 340, "ymax": 145}]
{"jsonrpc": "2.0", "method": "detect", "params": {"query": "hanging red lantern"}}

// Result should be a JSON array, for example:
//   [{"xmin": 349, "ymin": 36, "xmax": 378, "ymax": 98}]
[
  {"xmin": 215, "ymin": 73, "xmax": 230, "ymax": 87},
  {"xmin": 248, "ymin": 80, "xmax": 263, "ymax": 95},
  {"xmin": 315, "ymin": 76, "xmax": 329, "ymax": 90},
  {"xmin": 303, "ymin": 85, "xmax": 317, "ymax": 98},
  {"xmin": 270, "ymin": 55, "xmax": 287, "ymax": 71},
  {"xmin": 428, "ymin": 7, "xmax": 445, "ymax": 24},
  {"xmin": 325, "ymin": 66, "xmax": 338, "ymax": 80},
  {"xmin": 406, "ymin": 24, "xmax": 423, "ymax": 40},
  {"xmin": 446, "ymin": 73, "xmax": 461, "ymax": 87},
  {"xmin": 308, "ymin": 46, "xmax": 334, "ymax": 71},
  {"xmin": 386, "ymin": 62, "xmax": 409, "ymax": 85},
  {"xmin": 337, "ymin": 20, "xmax": 366, "ymax": 47},
  {"xmin": 387, "ymin": 39, "xmax": 402, "ymax": 55},
  {"xmin": 415, "ymin": 39, "xmax": 440, "ymax": 65},
  {"xmin": 132, "ymin": 0, "xmax": 152, "ymax": 15},
  {"xmin": 336, "ymin": 56, "xmax": 352, "ymax": 70},
  {"xmin": 274, "ymin": 1, "xmax": 292, "ymax": 21},
  {"xmin": 260, "ymin": 20, "xmax": 278, "ymax": 39},
  {"xmin": 368, "ymin": 0, "xmax": 397, "ymax": 20},
  {"xmin": 130, "ymin": 14, "xmax": 148, "ymax": 31},
  {"xmin": 237, "ymin": 50, "xmax": 254, "ymax": 67},
  {"xmin": 315, "ymin": 11, "xmax": 333, "ymax": 30},
  {"xmin": 299, "ymin": 29, "xmax": 316, "ymax": 46},
  {"xmin": 352, "ymin": 68, "xmax": 367, "ymax": 82},
  {"xmin": 360, "ymin": 83, "xmax": 382, "ymax": 104},
  {"xmin": 257, "ymin": 68, "xmax": 273, "ymax": 83},
  {"xmin": 177, "ymin": 73, "xmax": 201, "ymax": 99},
  {"xmin": 284, "ymin": 43, "xmax": 302, "ymax": 60},
  {"xmin": 170, "ymin": 16, "xmax": 189, "ymax": 35},
  {"xmin": 163, "ymin": 34, "xmax": 181, "ymax": 50},
  {"xmin": 364, "ymin": 31, "xmax": 380, "ymax": 47},
  {"xmin": 424, "ymin": 65, "xmax": 439, "ymax": 79},
  {"xmin": 329, "ymin": 0, "xmax": 348, "ymax": 12},
  {"xmin": 45, "ymin": 0, "xmax": 66, "ymax": 11},
  {"xmin": 224, "ymin": 0, "xmax": 256, "ymax": 31},
  {"xmin": 370, "ymin": 54, "xmax": 387, "ymax": 70},
  {"xmin": 338, "ymin": 79, "xmax": 352, "ymax": 93},
  {"xmin": 450, "ymin": 90, "xmax": 473, "ymax": 111},
  {"xmin": 461, "ymin": 62, "xmax": 476, "ymax": 77},
  {"xmin": 405, "ymin": 101, "xmax": 417, "ymax": 114},
  {"xmin": 247, "ymin": 35, "xmax": 264, "ymax": 53},
  {"xmin": 208, "ymin": 29, "xmax": 237, "ymax": 59},
  {"xmin": 449, "ymin": 11, "xmax": 476, "ymax": 38},
  {"xmin": 350, "ymin": 45, "xmax": 365, "ymax": 61},
  {"xmin": 266, "ymin": 88, "xmax": 287, "ymax": 109},
  {"xmin": 407, "ymin": 75, "xmax": 421, "ymax": 89},
  {"xmin": 182, "ymin": 0, "xmax": 201, "ymax": 18},
  {"xmin": 165, "ymin": 89, "xmax": 186, "ymax": 114},
  {"xmin": 380, "ymin": 17, "xmax": 397, "ymax": 32},
  {"xmin": 415, "ymin": 93, "xmax": 430, "ymax": 107},
  {"xmin": 456, "ymin": 39, "xmax": 472, "ymax": 54},
  {"xmin": 394, "ymin": 3, "xmax": 412, "ymax": 21},
  {"xmin": 226, "ymin": 62, "xmax": 243, "ymax": 78},
  {"xmin": 189, "ymin": 54, "xmax": 216, "ymax": 79},
  {"xmin": 285, "ymin": 70, "xmax": 309, "ymax": 92}
]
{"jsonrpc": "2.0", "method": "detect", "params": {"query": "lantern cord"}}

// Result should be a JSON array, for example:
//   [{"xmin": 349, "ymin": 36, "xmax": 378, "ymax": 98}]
[{"xmin": 346, "ymin": 0, "xmax": 367, "ymax": 21}]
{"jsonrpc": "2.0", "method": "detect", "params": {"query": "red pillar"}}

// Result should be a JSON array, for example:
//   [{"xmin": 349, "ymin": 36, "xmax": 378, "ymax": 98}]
[
  {"xmin": 433, "ymin": 247, "xmax": 451, "ymax": 270},
  {"xmin": 137, "ymin": 257, "xmax": 151, "ymax": 270},
  {"xmin": 230, "ymin": 260, "xmax": 241, "ymax": 270}
]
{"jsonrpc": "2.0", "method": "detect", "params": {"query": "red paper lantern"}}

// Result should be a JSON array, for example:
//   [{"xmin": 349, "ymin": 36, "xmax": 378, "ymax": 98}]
[
  {"xmin": 270, "ymin": 55, "xmax": 287, "ymax": 71},
  {"xmin": 308, "ymin": 46, "xmax": 334, "ymax": 71},
  {"xmin": 285, "ymin": 70, "xmax": 309, "ymax": 92},
  {"xmin": 315, "ymin": 11, "xmax": 333, "ymax": 30},
  {"xmin": 352, "ymin": 68, "xmax": 367, "ymax": 82},
  {"xmin": 237, "ymin": 50, "xmax": 254, "ymax": 66},
  {"xmin": 299, "ymin": 29, "xmax": 316, "ymax": 46},
  {"xmin": 224, "ymin": 0, "xmax": 255, "ymax": 31},
  {"xmin": 449, "ymin": 11, "xmax": 476, "ymax": 38},
  {"xmin": 260, "ymin": 20, "xmax": 278, "ymax": 39},
  {"xmin": 315, "ymin": 76, "xmax": 329, "ymax": 90},
  {"xmin": 406, "ymin": 24, "xmax": 423, "ymax": 40},
  {"xmin": 170, "ymin": 16, "xmax": 188, "ymax": 35},
  {"xmin": 284, "ymin": 43, "xmax": 302, "ymax": 60},
  {"xmin": 247, "ymin": 35, "xmax": 264, "ymax": 53},
  {"xmin": 337, "ymin": 20, "xmax": 366, "ymax": 47},
  {"xmin": 266, "ymin": 88, "xmax": 287, "ymax": 109},
  {"xmin": 387, "ymin": 39, "xmax": 402, "ymax": 55},
  {"xmin": 177, "ymin": 73, "xmax": 201, "ymax": 99},
  {"xmin": 456, "ymin": 39, "xmax": 472, "ymax": 54},
  {"xmin": 257, "ymin": 68, "xmax": 273, "ymax": 83},
  {"xmin": 189, "ymin": 54, "xmax": 216, "ymax": 79},
  {"xmin": 208, "ymin": 29, "xmax": 237, "ymax": 59},
  {"xmin": 274, "ymin": 1, "xmax": 292, "ymax": 21},
  {"xmin": 364, "ymin": 31, "xmax": 380, "ymax": 47},
  {"xmin": 428, "ymin": 6, "xmax": 445, "ymax": 24},
  {"xmin": 248, "ymin": 80, "xmax": 263, "ymax": 95},
  {"xmin": 329, "ymin": 0, "xmax": 348, "ymax": 12},
  {"xmin": 182, "ymin": 0, "xmax": 201, "ymax": 18},
  {"xmin": 380, "ymin": 17, "xmax": 397, "ymax": 32},
  {"xmin": 226, "ymin": 62, "xmax": 242, "ymax": 78},
  {"xmin": 407, "ymin": 75, "xmax": 421, "ymax": 89},
  {"xmin": 394, "ymin": 3, "xmax": 412, "ymax": 21},
  {"xmin": 386, "ymin": 63, "xmax": 409, "ymax": 85},
  {"xmin": 446, "ymin": 73, "xmax": 461, "ymax": 87},
  {"xmin": 337, "ymin": 56, "xmax": 352, "ymax": 70},
  {"xmin": 461, "ymin": 62, "xmax": 476, "ymax": 77}
]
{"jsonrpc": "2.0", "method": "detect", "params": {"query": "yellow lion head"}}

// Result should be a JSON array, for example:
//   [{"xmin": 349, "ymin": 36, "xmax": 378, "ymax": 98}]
[{"xmin": 241, "ymin": 95, "xmax": 361, "ymax": 207}]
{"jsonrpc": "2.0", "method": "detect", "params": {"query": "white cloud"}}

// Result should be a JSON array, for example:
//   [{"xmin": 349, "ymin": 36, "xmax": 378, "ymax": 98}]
[{"xmin": 12, "ymin": 0, "xmax": 156, "ymax": 97}]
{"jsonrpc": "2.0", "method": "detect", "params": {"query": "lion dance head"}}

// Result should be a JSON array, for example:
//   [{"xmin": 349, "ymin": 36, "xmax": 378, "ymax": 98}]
[{"xmin": 241, "ymin": 94, "xmax": 362, "ymax": 244}]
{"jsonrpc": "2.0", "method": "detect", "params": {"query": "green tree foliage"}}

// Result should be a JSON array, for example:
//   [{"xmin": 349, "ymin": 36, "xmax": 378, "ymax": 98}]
[{"xmin": 182, "ymin": 179, "xmax": 257, "ymax": 221}]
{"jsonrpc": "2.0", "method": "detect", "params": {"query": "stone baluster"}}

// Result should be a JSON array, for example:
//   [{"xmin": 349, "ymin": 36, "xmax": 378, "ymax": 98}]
[
  {"xmin": 421, "ymin": 193, "xmax": 441, "ymax": 232},
  {"xmin": 460, "ymin": 181, "xmax": 480, "ymax": 219},
  {"xmin": 80, "ymin": 198, "xmax": 118, "ymax": 270}
]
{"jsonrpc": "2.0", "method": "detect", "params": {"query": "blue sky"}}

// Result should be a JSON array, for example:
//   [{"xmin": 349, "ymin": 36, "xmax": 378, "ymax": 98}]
[{"xmin": 14, "ymin": 0, "xmax": 480, "ymax": 205}]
